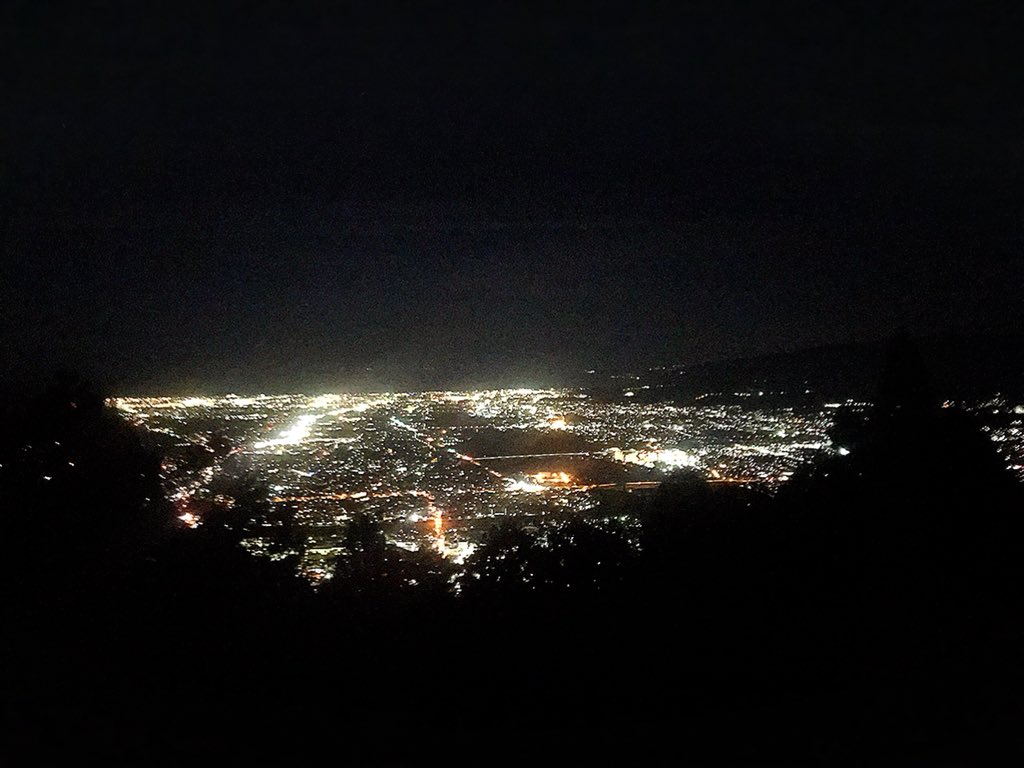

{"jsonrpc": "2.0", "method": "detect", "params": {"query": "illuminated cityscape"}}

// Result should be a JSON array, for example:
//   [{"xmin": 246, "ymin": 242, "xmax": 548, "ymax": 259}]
[
  {"xmin": 7, "ymin": 2, "xmax": 1024, "ymax": 759},
  {"xmin": 112, "ymin": 389, "xmax": 839, "ymax": 578},
  {"xmin": 113, "ymin": 388, "xmax": 1024, "ymax": 583}
]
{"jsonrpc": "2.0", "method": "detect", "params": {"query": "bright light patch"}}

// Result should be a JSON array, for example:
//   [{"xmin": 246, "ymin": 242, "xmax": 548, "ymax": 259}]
[
  {"xmin": 254, "ymin": 414, "xmax": 319, "ymax": 450},
  {"xmin": 309, "ymin": 394, "xmax": 342, "ymax": 408},
  {"xmin": 505, "ymin": 478, "xmax": 546, "ymax": 493},
  {"xmin": 531, "ymin": 471, "xmax": 573, "ymax": 485},
  {"xmin": 613, "ymin": 447, "xmax": 698, "ymax": 468},
  {"xmin": 181, "ymin": 397, "xmax": 215, "ymax": 408},
  {"xmin": 446, "ymin": 541, "xmax": 476, "ymax": 564}
]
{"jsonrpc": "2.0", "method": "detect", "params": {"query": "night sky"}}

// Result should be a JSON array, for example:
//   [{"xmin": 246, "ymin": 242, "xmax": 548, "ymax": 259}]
[{"xmin": 4, "ymin": 2, "xmax": 1022, "ymax": 393}]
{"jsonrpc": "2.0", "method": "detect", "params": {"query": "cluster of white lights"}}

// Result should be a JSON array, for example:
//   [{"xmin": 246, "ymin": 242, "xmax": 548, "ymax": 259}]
[
  {"xmin": 612, "ymin": 447, "xmax": 698, "ymax": 468},
  {"xmin": 504, "ymin": 478, "xmax": 547, "ymax": 493},
  {"xmin": 253, "ymin": 414, "xmax": 319, "ymax": 450}
]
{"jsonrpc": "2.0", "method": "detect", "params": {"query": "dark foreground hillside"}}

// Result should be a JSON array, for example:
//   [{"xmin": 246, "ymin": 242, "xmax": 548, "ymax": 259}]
[{"xmin": 3, "ymin": 364, "xmax": 1023, "ymax": 764}]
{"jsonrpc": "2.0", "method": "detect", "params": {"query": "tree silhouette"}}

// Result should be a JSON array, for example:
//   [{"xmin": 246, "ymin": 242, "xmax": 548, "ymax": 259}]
[
  {"xmin": 4, "ymin": 357, "xmax": 1024, "ymax": 761},
  {"xmin": 0, "ymin": 373, "xmax": 171, "ymax": 597},
  {"xmin": 460, "ymin": 520, "xmax": 541, "ymax": 600}
]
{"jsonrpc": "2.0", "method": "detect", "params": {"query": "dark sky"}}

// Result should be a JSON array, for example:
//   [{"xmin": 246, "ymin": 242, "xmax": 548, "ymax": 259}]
[{"xmin": 4, "ymin": 2, "xmax": 1022, "ymax": 393}]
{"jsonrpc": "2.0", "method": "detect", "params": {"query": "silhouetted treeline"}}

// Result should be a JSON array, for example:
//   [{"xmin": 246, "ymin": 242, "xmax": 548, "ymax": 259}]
[{"xmin": 3, "ymin": 352, "xmax": 1023, "ymax": 763}]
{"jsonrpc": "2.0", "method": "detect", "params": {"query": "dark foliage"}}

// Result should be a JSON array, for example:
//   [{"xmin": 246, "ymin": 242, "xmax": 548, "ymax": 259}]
[{"xmin": 3, "ymin": 359, "xmax": 1024, "ymax": 763}]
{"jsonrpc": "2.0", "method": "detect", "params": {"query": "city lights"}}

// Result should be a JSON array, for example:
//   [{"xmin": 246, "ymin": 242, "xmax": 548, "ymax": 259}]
[
  {"xmin": 253, "ymin": 414, "xmax": 319, "ymax": 450},
  {"xmin": 113, "ymin": 387, "xmax": 852, "ymax": 580}
]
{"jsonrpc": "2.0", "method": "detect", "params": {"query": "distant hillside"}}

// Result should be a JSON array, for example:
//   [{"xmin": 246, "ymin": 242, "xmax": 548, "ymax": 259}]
[{"xmin": 584, "ymin": 333, "xmax": 1024, "ymax": 404}]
